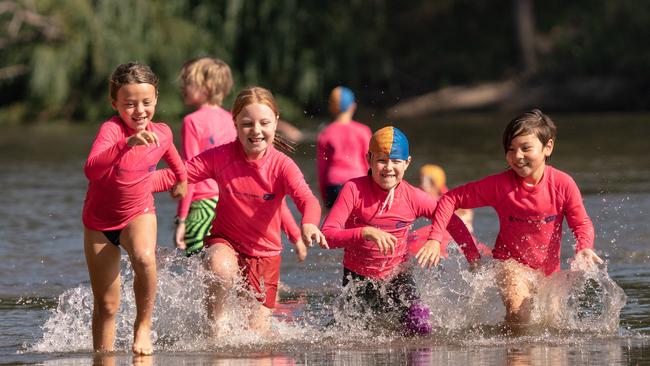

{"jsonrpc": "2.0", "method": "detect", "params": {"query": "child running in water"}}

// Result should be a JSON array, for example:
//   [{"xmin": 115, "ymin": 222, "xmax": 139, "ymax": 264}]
[
  {"xmin": 153, "ymin": 86, "xmax": 326, "ymax": 333},
  {"xmin": 317, "ymin": 86, "xmax": 372, "ymax": 208},
  {"xmin": 174, "ymin": 57, "xmax": 304, "ymax": 258},
  {"xmin": 321, "ymin": 126, "xmax": 480, "ymax": 335},
  {"xmin": 82, "ymin": 62, "xmax": 187, "ymax": 354},
  {"xmin": 422, "ymin": 109, "xmax": 603, "ymax": 331}
]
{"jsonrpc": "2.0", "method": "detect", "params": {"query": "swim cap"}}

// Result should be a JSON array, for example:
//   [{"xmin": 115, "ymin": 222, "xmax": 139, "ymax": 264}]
[
  {"xmin": 369, "ymin": 126, "xmax": 410, "ymax": 160},
  {"xmin": 329, "ymin": 86, "xmax": 355, "ymax": 115},
  {"xmin": 420, "ymin": 164, "xmax": 448, "ymax": 192}
]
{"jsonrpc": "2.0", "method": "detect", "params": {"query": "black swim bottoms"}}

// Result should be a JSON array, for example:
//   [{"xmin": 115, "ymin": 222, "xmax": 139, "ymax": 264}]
[{"xmin": 102, "ymin": 229, "xmax": 122, "ymax": 246}]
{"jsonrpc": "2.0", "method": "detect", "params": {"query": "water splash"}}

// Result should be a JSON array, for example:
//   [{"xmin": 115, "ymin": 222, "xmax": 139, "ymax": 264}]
[{"xmin": 30, "ymin": 246, "xmax": 628, "ymax": 353}]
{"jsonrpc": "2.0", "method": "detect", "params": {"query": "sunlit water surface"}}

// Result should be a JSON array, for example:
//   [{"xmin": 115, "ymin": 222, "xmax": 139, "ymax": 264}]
[{"xmin": 1, "ymin": 113, "xmax": 649, "ymax": 365}]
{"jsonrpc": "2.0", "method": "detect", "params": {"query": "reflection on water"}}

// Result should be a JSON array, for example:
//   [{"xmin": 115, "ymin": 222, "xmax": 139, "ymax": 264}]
[{"xmin": 2, "ymin": 113, "xmax": 650, "ymax": 363}]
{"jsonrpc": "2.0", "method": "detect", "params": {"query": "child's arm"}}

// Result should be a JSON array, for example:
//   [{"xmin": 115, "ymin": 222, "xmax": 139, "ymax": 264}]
[
  {"xmin": 283, "ymin": 159, "xmax": 327, "ymax": 248},
  {"xmin": 445, "ymin": 213, "xmax": 481, "ymax": 264},
  {"xmin": 281, "ymin": 199, "xmax": 307, "ymax": 261},
  {"xmin": 428, "ymin": 175, "xmax": 500, "ymax": 244},
  {"xmin": 321, "ymin": 181, "xmax": 363, "ymax": 249},
  {"xmin": 84, "ymin": 123, "xmax": 130, "ymax": 180},
  {"xmin": 161, "ymin": 134, "xmax": 188, "ymax": 200},
  {"xmin": 151, "ymin": 146, "xmax": 217, "ymax": 193},
  {"xmin": 563, "ymin": 175, "xmax": 603, "ymax": 266},
  {"xmin": 176, "ymin": 118, "xmax": 200, "ymax": 221}
]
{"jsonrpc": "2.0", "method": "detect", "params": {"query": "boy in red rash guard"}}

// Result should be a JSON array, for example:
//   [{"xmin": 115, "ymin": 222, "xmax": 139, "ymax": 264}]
[
  {"xmin": 82, "ymin": 62, "xmax": 187, "ymax": 355},
  {"xmin": 317, "ymin": 86, "xmax": 372, "ymax": 208},
  {"xmin": 152, "ymin": 87, "xmax": 325, "ymax": 334},
  {"xmin": 421, "ymin": 109, "xmax": 603, "ymax": 331},
  {"xmin": 322, "ymin": 126, "xmax": 479, "ymax": 335}
]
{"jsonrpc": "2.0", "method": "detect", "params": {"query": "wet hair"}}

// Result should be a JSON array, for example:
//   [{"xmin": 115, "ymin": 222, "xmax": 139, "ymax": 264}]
[
  {"xmin": 231, "ymin": 86, "xmax": 295, "ymax": 153},
  {"xmin": 109, "ymin": 62, "xmax": 158, "ymax": 101},
  {"xmin": 179, "ymin": 57, "xmax": 233, "ymax": 105},
  {"xmin": 502, "ymin": 108, "xmax": 557, "ymax": 154}
]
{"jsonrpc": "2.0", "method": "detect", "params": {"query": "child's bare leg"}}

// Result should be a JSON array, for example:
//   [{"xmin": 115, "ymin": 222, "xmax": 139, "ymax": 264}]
[
  {"xmin": 120, "ymin": 214, "xmax": 157, "ymax": 355},
  {"xmin": 84, "ymin": 227, "xmax": 122, "ymax": 352},
  {"xmin": 249, "ymin": 304, "xmax": 273, "ymax": 333},
  {"xmin": 204, "ymin": 244, "xmax": 239, "ymax": 333},
  {"xmin": 496, "ymin": 261, "xmax": 534, "ymax": 331}
]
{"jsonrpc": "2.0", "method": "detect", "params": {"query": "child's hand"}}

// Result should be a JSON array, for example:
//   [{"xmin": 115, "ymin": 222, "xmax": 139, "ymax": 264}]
[
  {"xmin": 469, "ymin": 260, "xmax": 481, "ymax": 272},
  {"xmin": 416, "ymin": 240, "xmax": 441, "ymax": 269},
  {"xmin": 302, "ymin": 223, "xmax": 329, "ymax": 249},
  {"xmin": 570, "ymin": 248, "xmax": 604, "ymax": 272},
  {"xmin": 293, "ymin": 239, "xmax": 308, "ymax": 262},
  {"xmin": 127, "ymin": 129, "xmax": 160, "ymax": 147},
  {"xmin": 174, "ymin": 221, "xmax": 186, "ymax": 250},
  {"xmin": 362, "ymin": 227, "xmax": 397, "ymax": 255},
  {"xmin": 171, "ymin": 180, "xmax": 187, "ymax": 200}
]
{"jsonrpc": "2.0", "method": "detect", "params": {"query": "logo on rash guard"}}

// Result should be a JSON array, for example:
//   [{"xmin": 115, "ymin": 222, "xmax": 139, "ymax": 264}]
[
  {"xmin": 224, "ymin": 187, "xmax": 276, "ymax": 201},
  {"xmin": 209, "ymin": 135, "xmax": 215, "ymax": 145},
  {"xmin": 396, "ymin": 221, "xmax": 408, "ymax": 228},
  {"xmin": 508, "ymin": 215, "xmax": 557, "ymax": 224},
  {"xmin": 148, "ymin": 165, "xmax": 156, "ymax": 172}
]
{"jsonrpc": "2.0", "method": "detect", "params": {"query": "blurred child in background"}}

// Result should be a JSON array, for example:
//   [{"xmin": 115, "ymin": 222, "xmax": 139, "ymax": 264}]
[{"xmin": 317, "ymin": 86, "xmax": 372, "ymax": 208}]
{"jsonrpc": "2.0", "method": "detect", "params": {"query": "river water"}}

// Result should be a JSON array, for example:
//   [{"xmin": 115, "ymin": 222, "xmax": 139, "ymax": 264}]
[{"xmin": 1, "ymin": 112, "xmax": 649, "ymax": 365}]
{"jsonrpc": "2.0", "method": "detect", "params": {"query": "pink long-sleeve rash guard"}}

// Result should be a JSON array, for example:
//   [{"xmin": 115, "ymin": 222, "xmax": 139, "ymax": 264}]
[
  {"xmin": 152, "ymin": 140, "xmax": 320, "ymax": 257},
  {"xmin": 321, "ymin": 176, "xmax": 480, "ymax": 279},
  {"xmin": 82, "ymin": 116, "xmax": 186, "ymax": 231},
  {"xmin": 428, "ymin": 166, "xmax": 594, "ymax": 276},
  {"xmin": 316, "ymin": 120, "xmax": 372, "ymax": 200},
  {"xmin": 177, "ymin": 106, "xmax": 237, "ymax": 218}
]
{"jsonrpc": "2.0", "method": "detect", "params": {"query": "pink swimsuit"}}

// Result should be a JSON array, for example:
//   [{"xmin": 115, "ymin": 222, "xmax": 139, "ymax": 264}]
[
  {"xmin": 322, "ymin": 176, "xmax": 480, "ymax": 279},
  {"xmin": 429, "ymin": 166, "xmax": 594, "ymax": 275},
  {"xmin": 177, "ymin": 106, "xmax": 237, "ymax": 218},
  {"xmin": 316, "ymin": 120, "xmax": 372, "ymax": 199},
  {"xmin": 82, "ymin": 116, "xmax": 186, "ymax": 231},
  {"xmin": 152, "ymin": 141, "xmax": 320, "ymax": 257}
]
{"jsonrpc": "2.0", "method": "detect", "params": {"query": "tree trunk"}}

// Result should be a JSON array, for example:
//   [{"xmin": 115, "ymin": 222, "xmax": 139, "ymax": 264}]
[{"xmin": 514, "ymin": 0, "xmax": 537, "ymax": 76}]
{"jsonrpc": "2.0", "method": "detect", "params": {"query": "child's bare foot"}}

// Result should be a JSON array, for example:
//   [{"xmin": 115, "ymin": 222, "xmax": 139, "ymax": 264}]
[{"xmin": 132, "ymin": 326, "xmax": 153, "ymax": 355}]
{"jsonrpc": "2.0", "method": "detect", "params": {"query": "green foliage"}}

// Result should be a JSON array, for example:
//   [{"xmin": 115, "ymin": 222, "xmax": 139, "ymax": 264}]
[{"xmin": 1, "ymin": 0, "xmax": 649, "ymax": 124}]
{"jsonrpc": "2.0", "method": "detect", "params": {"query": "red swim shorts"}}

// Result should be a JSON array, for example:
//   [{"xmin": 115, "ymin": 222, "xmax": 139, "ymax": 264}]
[{"xmin": 206, "ymin": 237, "xmax": 281, "ymax": 308}]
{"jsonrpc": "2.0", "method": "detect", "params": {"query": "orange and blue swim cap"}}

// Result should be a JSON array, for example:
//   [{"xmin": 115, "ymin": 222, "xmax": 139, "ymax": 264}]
[
  {"xmin": 369, "ymin": 126, "xmax": 410, "ymax": 160},
  {"xmin": 329, "ymin": 86, "xmax": 355, "ymax": 115}
]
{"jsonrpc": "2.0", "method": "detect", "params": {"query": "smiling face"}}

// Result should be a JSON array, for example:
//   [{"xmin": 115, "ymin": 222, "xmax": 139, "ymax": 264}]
[
  {"xmin": 235, "ymin": 102, "xmax": 278, "ymax": 160},
  {"xmin": 369, "ymin": 152, "xmax": 411, "ymax": 191},
  {"xmin": 506, "ymin": 133, "xmax": 554, "ymax": 185},
  {"xmin": 111, "ymin": 83, "xmax": 157, "ymax": 131}
]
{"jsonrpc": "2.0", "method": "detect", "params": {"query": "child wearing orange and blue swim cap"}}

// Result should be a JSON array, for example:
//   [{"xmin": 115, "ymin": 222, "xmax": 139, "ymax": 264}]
[
  {"xmin": 317, "ymin": 87, "xmax": 372, "ymax": 208},
  {"xmin": 322, "ymin": 126, "xmax": 480, "ymax": 335}
]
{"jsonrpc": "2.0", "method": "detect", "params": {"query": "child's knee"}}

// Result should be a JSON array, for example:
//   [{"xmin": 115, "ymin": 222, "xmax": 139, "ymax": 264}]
[
  {"xmin": 208, "ymin": 255, "xmax": 238, "ymax": 281},
  {"xmin": 94, "ymin": 298, "xmax": 120, "ymax": 318},
  {"xmin": 130, "ymin": 250, "xmax": 157, "ymax": 272}
]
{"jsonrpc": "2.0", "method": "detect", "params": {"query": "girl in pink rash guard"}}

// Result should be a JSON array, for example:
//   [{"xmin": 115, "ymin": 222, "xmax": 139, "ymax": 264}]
[
  {"xmin": 152, "ymin": 86, "xmax": 326, "ymax": 334},
  {"xmin": 422, "ymin": 109, "xmax": 603, "ymax": 331},
  {"xmin": 317, "ymin": 86, "xmax": 372, "ymax": 208},
  {"xmin": 82, "ymin": 62, "xmax": 187, "ymax": 355},
  {"xmin": 321, "ymin": 126, "xmax": 480, "ymax": 335}
]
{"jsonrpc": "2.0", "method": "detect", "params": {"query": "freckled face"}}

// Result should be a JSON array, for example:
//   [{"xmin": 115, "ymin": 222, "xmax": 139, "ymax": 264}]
[
  {"xmin": 369, "ymin": 152, "xmax": 411, "ymax": 191},
  {"xmin": 235, "ymin": 103, "xmax": 278, "ymax": 160},
  {"xmin": 506, "ymin": 133, "xmax": 554, "ymax": 185},
  {"xmin": 112, "ymin": 83, "xmax": 157, "ymax": 131}
]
